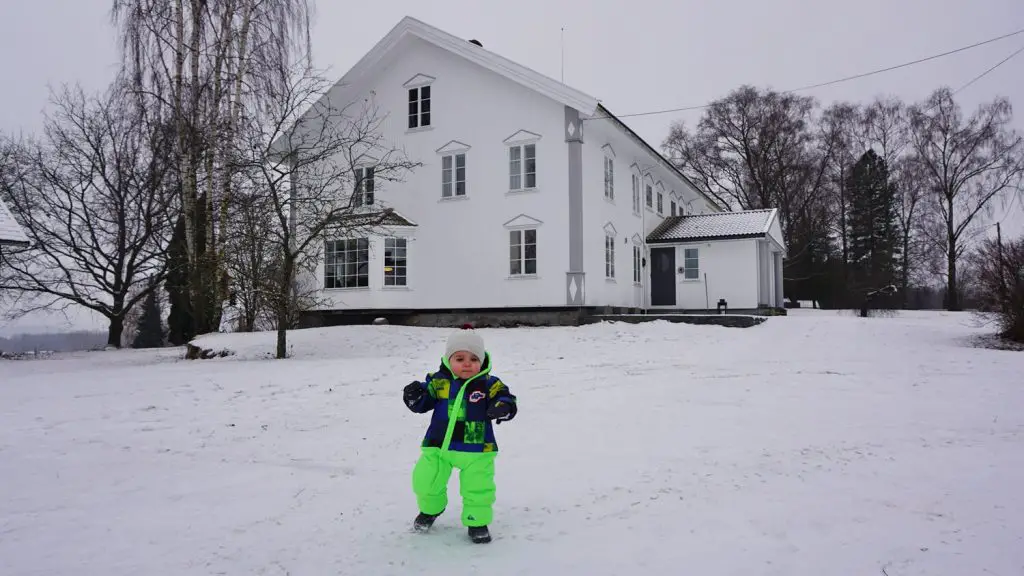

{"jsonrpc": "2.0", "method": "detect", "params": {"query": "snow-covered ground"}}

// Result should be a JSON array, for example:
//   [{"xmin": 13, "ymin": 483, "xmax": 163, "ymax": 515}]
[{"xmin": 1, "ymin": 310, "xmax": 1022, "ymax": 575}]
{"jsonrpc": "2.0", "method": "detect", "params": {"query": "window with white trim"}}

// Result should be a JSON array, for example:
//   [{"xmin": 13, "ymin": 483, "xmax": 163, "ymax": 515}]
[
  {"xmin": 657, "ymin": 191, "xmax": 664, "ymax": 214},
  {"xmin": 442, "ymin": 153, "xmax": 466, "ymax": 197},
  {"xmin": 604, "ymin": 156, "xmax": 614, "ymax": 200},
  {"xmin": 353, "ymin": 167, "xmax": 374, "ymax": 206},
  {"xmin": 325, "ymin": 238, "xmax": 369, "ymax": 289},
  {"xmin": 671, "ymin": 200, "xmax": 677, "ymax": 216},
  {"xmin": 645, "ymin": 183, "xmax": 653, "ymax": 209},
  {"xmin": 632, "ymin": 174, "xmax": 641, "ymax": 214},
  {"xmin": 509, "ymin": 144, "xmax": 536, "ymax": 191},
  {"xmin": 683, "ymin": 247, "xmax": 699, "ymax": 280},
  {"xmin": 605, "ymin": 234, "xmax": 615, "ymax": 279},
  {"xmin": 408, "ymin": 85, "xmax": 431, "ymax": 129},
  {"xmin": 384, "ymin": 237, "xmax": 407, "ymax": 286},
  {"xmin": 509, "ymin": 229, "xmax": 537, "ymax": 276},
  {"xmin": 633, "ymin": 245, "xmax": 642, "ymax": 284}
]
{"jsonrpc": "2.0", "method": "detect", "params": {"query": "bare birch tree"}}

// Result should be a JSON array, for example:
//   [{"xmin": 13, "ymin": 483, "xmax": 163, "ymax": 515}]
[
  {"xmin": 227, "ymin": 63, "xmax": 420, "ymax": 358},
  {"xmin": 109, "ymin": 0, "xmax": 315, "ymax": 338},
  {"xmin": 908, "ymin": 87, "xmax": 1024, "ymax": 310},
  {"xmin": 0, "ymin": 83, "xmax": 175, "ymax": 347}
]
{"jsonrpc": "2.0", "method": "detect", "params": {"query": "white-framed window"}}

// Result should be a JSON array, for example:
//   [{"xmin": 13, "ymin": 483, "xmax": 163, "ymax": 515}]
[
  {"xmin": 605, "ymin": 234, "xmax": 616, "ymax": 279},
  {"xmin": 325, "ymin": 238, "xmax": 369, "ymax": 289},
  {"xmin": 657, "ymin": 191, "xmax": 664, "ymax": 214},
  {"xmin": 442, "ymin": 153, "xmax": 466, "ymax": 197},
  {"xmin": 384, "ymin": 237, "xmax": 408, "ymax": 287},
  {"xmin": 509, "ymin": 229, "xmax": 537, "ymax": 276},
  {"xmin": 353, "ymin": 167, "xmax": 374, "ymax": 206},
  {"xmin": 670, "ymin": 200, "xmax": 677, "ymax": 216},
  {"xmin": 604, "ymin": 156, "xmax": 614, "ymax": 200},
  {"xmin": 645, "ymin": 183, "xmax": 653, "ymax": 209},
  {"xmin": 633, "ymin": 245, "xmax": 642, "ymax": 284},
  {"xmin": 632, "ymin": 173, "xmax": 641, "ymax": 214},
  {"xmin": 408, "ymin": 85, "xmax": 431, "ymax": 129},
  {"xmin": 683, "ymin": 247, "xmax": 699, "ymax": 280},
  {"xmin": 509, "ymin": 143, "xmax": 537, "ymax": 191}
]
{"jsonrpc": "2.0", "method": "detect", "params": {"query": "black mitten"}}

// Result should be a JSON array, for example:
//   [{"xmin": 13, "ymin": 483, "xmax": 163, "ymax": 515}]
[
  {"xmin": 403, "ymin": 381, "xmax": 426, "ymax": 409},
  {"xmin": 486, "ymin": 400, "xmax": 517, "ymax": 424}
]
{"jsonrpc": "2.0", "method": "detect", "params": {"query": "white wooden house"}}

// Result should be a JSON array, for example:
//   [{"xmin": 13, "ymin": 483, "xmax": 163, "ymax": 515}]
[
  {"xmin": 0, "ymin": 197, "xmax": 29, "ymax": 249},
  {"xmin": 283, "ymin": 16, "xmax": 786, "ymax": 325}
]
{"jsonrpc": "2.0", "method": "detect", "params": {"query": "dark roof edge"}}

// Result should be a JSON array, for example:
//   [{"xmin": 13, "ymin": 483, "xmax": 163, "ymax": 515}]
[
  {"xmin": 594, "ymin": 103, "xmax": 722, "ymax": 213},
  {"xmin": 647, "ymin": 232, "xmax": 765, "ymax": 244}
]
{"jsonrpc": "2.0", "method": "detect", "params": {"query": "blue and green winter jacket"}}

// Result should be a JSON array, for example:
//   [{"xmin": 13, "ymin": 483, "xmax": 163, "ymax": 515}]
[{"xmin": 406, "ymin": 353, "xmax": 516, "ymax": 453}]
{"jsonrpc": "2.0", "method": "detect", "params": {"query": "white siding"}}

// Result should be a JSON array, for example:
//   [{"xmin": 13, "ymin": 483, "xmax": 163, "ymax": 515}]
[
  {"xmin": 0, "ymin": 198, "xmax": 29, "ymax": 245},
  {"xmin": 297, "ymin": 35, "xmax": 570, "ymax": 311},
  {"xmin": 580, "ymin": 114, "xmax": 717, "ymax": 308},
  {"xmin": 655, "ymin": 239, "xmax": 760, "ymax": 310}
]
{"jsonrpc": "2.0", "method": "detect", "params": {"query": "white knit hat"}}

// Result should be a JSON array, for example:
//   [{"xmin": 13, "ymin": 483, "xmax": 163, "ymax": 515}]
[{"xmin": 445, "ymin": 329, "xmax": 486, "ymax": 360}]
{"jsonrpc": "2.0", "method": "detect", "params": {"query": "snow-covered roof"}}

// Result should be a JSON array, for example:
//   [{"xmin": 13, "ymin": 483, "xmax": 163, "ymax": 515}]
[
  {"xmin": 0, "ymin": 197, "xmax": 29, "ymax": 247},
  {"xmin": 381, "ymin": 210, "xmax": 417, "ymax": 227},
  {"xmin": 647, "ymin": 208, "xmax": 778, "ymax": 244}
]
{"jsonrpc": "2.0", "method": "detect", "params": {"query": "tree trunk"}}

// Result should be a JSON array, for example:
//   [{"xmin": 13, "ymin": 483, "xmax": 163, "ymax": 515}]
[
  {"xmin": 275, "ymin": 252, "xmax": 296, "ymax": 359},
  {"xmin": 947, "ymin": 243, "xmax": 960, "ymax": 311},
  {"xmin": 946, "ymin": 207, "xmax": 960, "ymax": 311},
  {"xmin": 901, "ymin": 233, "xmax": 911, "ymax": 308},
  {"xmin": 107, "ymin": 315, "xmax": 125, "ymax": 349},
  {"xmin": 275, "ymin": 309, "xmax": 288, "ymax": 359}
]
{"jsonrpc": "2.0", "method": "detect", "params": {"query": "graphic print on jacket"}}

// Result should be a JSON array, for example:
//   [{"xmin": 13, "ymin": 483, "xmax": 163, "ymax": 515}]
[{"xmin": 406, "ymin": 353, "xmax": 516, "ymax": 453}]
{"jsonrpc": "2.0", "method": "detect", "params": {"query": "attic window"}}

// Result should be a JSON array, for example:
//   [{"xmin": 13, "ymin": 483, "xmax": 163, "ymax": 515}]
[{"xmin": 409, "ymin": 85, "xmax": 431, "ymax": 129}]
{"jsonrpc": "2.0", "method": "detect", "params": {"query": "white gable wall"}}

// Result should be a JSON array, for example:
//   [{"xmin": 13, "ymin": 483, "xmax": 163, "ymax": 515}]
[
  {"xmin": 580, "ymin": 113, "xmax": 716, "ymax": 308},
  {"xmin": 299, "ymin": 35, "xmax": 572, "ymax": 311},
  {"xmin": 767, "ymin": 213, "xmax": 786, "ymax": 253}
]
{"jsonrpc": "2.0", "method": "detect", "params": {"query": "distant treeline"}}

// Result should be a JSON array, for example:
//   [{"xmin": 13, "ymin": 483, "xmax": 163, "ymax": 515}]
[{"xmin": 0, "ymin": 331, "xmax": 107, "ymax": 354}]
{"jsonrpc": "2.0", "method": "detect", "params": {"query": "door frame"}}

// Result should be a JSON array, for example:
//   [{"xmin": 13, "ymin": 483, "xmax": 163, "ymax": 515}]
[{"xmin": 649, "ymin": 246, "xmax": 676, "ymax": 306}]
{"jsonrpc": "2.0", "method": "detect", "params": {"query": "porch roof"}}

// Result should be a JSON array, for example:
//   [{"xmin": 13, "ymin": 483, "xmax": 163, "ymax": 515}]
[
  {"xmin": 0, "ymin": 198, "xmax": 30, "ymax": 247},
  {"xmin": 646, "ymin": 208, "xmax": 777, "ymax": 244}
]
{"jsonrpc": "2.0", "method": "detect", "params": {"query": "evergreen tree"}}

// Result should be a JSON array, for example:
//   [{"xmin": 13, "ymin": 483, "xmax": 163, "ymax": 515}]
[
  {"xmin": 165, "ymin": 214, "xmax": 194, "ymax": 346},
  {"xmin": 846, "ymin": 150, "xmax": 900, "ymax": 298},
  {"xmin": 132, "ymin": 285, "xmax": 164, "ymax": 348}
]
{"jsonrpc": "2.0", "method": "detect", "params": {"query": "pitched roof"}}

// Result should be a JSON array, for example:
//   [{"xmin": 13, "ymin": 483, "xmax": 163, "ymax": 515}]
[
  {"xmin": 593, "ymin": 104, "xmax": 722, "ymax": 213},
  {"xmin": 274, "ymin": 16, "xmax": 723, "ymax": 211},
  {"xmin": 381, "ymin": 210, "xmax": 417, "ymax": 227},
  {"xmin": 271, "ymin": 16, "xmax": 599, "ymax": 160},
  {"xmin": 646, "ymin": 209, "xmax": 777, "ymax": 243},
  {"xmin": 339, "ymin": 16, "xmax": 599, "ymax": 115},
  {"xmin": 0, "ymin": 197, "xmax": 29, "ymax": 247}
]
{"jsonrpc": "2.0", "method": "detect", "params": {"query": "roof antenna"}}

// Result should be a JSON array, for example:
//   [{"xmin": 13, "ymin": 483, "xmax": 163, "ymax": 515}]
[{"xmin": 560, "ymin": 26, "xmax": 565, "ymax": 83}]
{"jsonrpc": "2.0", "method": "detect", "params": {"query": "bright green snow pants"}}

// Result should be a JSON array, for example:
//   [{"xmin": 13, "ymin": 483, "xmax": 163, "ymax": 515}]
[{"xmin": 412, "ymin": 447, "xmax": 497, "ymax": 527}]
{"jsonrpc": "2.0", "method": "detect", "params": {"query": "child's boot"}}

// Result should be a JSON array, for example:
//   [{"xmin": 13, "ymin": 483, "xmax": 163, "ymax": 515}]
[
  {"xmin": 413, "ymin": 510, "xmax": 442, "ymax": 532},
  {"xmin": 468, "ymin": 525, "xmax": 491, "ymax": 543}
]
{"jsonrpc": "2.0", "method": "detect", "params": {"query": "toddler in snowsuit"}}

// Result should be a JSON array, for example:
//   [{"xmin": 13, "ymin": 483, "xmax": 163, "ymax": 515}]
[{"xmin": 402, "ymin": 328, "xmax": 517, "ymax": 543}]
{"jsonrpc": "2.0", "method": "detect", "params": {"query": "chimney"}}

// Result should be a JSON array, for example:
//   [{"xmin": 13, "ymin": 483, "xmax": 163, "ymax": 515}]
[{"xmin": 468, "ymin": 39, "xmax": 483, "ymax": 47}]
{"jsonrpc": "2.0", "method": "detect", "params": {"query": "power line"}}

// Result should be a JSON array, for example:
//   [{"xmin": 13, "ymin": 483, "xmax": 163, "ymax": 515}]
[
  {"xmin": 589, "ymin": 27, "xmax": 1024, "ymax": 121},
  {"xmin": 953, "ymin": 43, "xmax": 1024, "ymax": 95},
  {"xmin": 918, "ymin": 42, "xmax": 1024, "ymax": 113}
]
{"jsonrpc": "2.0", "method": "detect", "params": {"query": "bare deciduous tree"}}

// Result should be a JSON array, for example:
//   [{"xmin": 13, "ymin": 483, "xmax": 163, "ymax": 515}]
[
  {"xmin": 908, "ymin": 87, "xmax": 1024, "ymax": 310},
  {"xmin": 228, "ymin": 63, "xmax": 420, "ymax": 358},
  {"xmin": 109, "ymin": 0, "xmax": 315, "ymax": 337},
  {"xmin": 662, "ymin": 86, "xmax": 840, "ymax": 302},
  {"xmin": 820, "ymin": 102, "xmax": 862, "ymax": 275},
  {"xmin": 969, "ymin": 234, "xmax": 1024, "ymax": 342},
  {"xmin": 0, "ymin": 83, "xmax": 175, "ymax": 347}
]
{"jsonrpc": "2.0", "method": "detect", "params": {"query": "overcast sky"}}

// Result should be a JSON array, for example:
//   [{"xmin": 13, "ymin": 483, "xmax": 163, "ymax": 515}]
[{"xmin": 1, "ymin": 0, "xmax": 1022, "ymax": 334}]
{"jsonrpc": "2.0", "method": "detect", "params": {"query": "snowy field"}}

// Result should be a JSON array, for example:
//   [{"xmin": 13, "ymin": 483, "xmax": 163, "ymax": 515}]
[{"xmin": 1, "ymin": 310, "xmax": 1022, "ymax": 575}]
